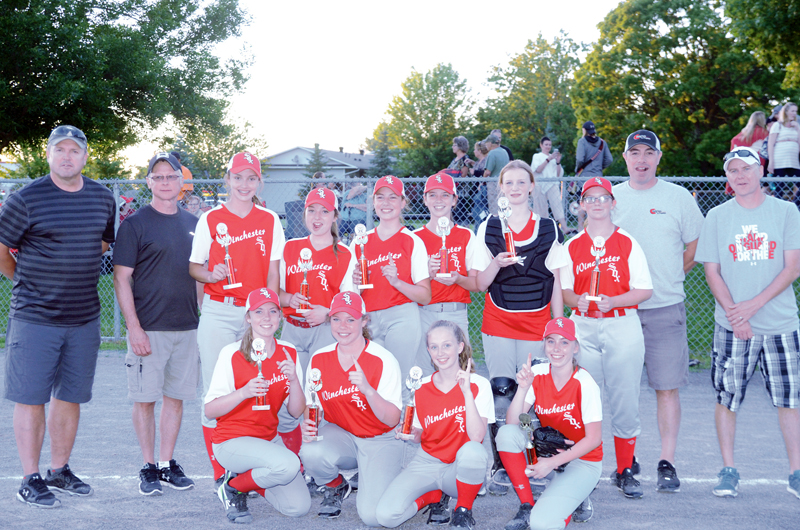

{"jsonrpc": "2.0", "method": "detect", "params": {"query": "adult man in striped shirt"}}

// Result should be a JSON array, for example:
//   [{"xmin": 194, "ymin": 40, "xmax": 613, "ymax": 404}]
[{"xmin": 0, "ymin": 125, "xmax": 116, "ymax": 508}]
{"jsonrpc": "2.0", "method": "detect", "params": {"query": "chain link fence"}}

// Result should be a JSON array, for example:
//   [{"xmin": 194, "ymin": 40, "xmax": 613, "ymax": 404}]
[{"xmin": 1, "ymin": 175, "xmax": 797, "ymax": 361}]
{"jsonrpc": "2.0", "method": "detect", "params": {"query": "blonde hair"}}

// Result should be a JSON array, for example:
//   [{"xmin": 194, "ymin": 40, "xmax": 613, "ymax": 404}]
[
  {"xmin": 497, "ymin": 160, "xmax": 536, "ymax": 188},
  {"xmin": 304, "ymin": 205, "xmax": 342, "ymax": 258},
  {"xmin": 425, "ymin": 320, "xmax": 475, "ymax": 373},
  {"xmin": 239, "ymin": 308, "xmax": 281, "ymax": 361},
  {"xmin": 779, "ymin": 103, "xmax": 797, "ymax": 126},
  {"xmin": 741, "ymin": 111, "xmax": 766, "ymax": 144}
]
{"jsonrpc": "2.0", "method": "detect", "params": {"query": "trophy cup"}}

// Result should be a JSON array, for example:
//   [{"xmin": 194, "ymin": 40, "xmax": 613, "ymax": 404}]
[
  {"xmin": 354, "ymin": 224, "xmax": 373, "ymax": 289},
  {"xmin": 216, "ymin": 223, "xmax": 243, "ymax": 290},
  {"xmin": 251, "ymin": 338, "xmax": 270, "ymax": 411},
  {"xmin": 436, "ymin": 217, "xmax": 452, "ymax": 278},
  {"xmin": 298, "ymin": 248, "xmax": 313, "ymax": 313},
  {"xmin": 519, "ymin": 413, "xmax": 538, "ymax": 465},
  {"xmin": 306, "ymin": 368, "xmax": 324, "ymax": 441},
  {"xmin": 586, "ymin": 236, "xmax": 606, "ymax": 302},
  {"xmin": 398, "ymin": 366, "xmax": 424, "ymax": 440},
  {"xmin": 498, "ymin": 197, "xmax": 525, "ymax": 265}
]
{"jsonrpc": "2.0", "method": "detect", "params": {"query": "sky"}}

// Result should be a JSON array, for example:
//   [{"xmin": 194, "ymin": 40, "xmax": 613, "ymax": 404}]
[{"xmin": 123, "ymin": 0, "xmax": 623, "ymax": 166}]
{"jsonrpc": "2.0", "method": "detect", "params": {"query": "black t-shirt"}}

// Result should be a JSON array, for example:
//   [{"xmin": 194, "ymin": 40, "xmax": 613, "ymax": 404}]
[
  {"xmin": 113, "ymin": 204, "xmax": 200, "ymax": 331},
  {"xmin": 0, "ymin": 175, "xmax": 115, "ymax": 326}
]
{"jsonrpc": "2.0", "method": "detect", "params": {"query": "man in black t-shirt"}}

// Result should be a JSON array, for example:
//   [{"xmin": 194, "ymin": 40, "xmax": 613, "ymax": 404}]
[
  {"xmin": 0, "ymin": 125, "xmax": 116, "ymax": 508},
  {"xmin": 113, "ymin": 152, "xmax": 200, "ymax": 496}
]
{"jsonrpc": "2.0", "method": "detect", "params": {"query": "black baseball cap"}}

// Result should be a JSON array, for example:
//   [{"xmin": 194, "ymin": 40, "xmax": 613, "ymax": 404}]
[
  {"xmin": 147, "ymin": 152, "xmax": 182, "ymax": 174},
  {"xmin": 624, "ymin": 130, "xmax": 661, "ymax": 152},
  {"xmin": 582, "ymin": 121, "xmax": 596, "ymax": 134}
]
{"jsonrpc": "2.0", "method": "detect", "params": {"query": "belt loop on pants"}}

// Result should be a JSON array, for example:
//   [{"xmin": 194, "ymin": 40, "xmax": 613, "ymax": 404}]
[
  {"xmin": 420, "ymin": 302, "xmax": 468, "ymax": 313},
  {"xmin": 286, "ymin": 316, "xmax": 313, "ymax": 329},
  {"xmin": 208, "ymin": 295, "xmax": 247, "ymax": 307},
  {"xmin": 574, "ymin": 308, "xmax": 628, "ymax": 319}
]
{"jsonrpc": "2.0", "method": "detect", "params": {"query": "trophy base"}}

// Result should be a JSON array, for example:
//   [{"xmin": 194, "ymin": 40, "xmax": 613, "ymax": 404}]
[
  {"xmin": 397, "ymin": 433, "xmax": 415, "ymax": 441},
  {"xmin": 297, "ymin": 308, "xmax": 310, "ymax": 314},
  {"xmin": 303, "ymin": 435, "xmax": 323, "ymax": 442},
  {"xmin": 435, "ymin": 273, "xmax": 452, "ymax": 278},
  {"xmin": 586, "ymin": 295, "xmax": 601, "ymax": 302},
  {"xmin": 252, "ymin": 405, "xmax": 271, "ymax": 411},
  {"xmin": 512, "ymin": 256, "xmax": 527, "ymax": 265},
  {"xmin": 358, "ymin": 284, "xmax": 373, "ymax": 289},
  {"xmin": 224, "ymin": 283, "xmax": 243, "ymax": 290}
]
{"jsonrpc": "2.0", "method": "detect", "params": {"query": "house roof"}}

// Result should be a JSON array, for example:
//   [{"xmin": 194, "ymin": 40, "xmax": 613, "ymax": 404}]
[{"xmin": 266, "ymin": 146, "xmax": 374, "ymax": 171}]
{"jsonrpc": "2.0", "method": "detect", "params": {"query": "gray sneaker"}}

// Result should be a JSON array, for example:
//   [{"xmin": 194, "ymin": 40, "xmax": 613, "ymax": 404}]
[
  {"xmin": 712, "ymin": 467, "xmax": 739, "ymax": 498},
  {"xmin": 787, "ymin": 470, "xmax": 800, "ymax": 500},
  {"xmin": 17, "ymin": 473, "xmax": 61, "ymax": 508},
  {"xmin": 217, "ymin": 472, "xmax": 252, "ymax": 524},
  {"xmin": 612, "ymin": 468, "xmax": 643, "ymax": 499},
  {"xmin": 139, "ymin": 463, "xmax": 163, "ymax": 496},
  {"xmin": 571, "ymin": 496, "xmax": 593, "ymax": 523},
  {"xmin": 44, "ymin": 464, "xmax": 92, "ymax": 496},
  {"xmin": 319, "ymin": 476, "xmax": 351, "ymax": 518},
  {"xmin": 159, "ymin": 459, "xmax": 194, "ymax": 490}
]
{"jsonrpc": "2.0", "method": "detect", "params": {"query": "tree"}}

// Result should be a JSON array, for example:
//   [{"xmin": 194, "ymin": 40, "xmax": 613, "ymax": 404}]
[
  {"xmin": 374, "ymin": 64, "xmax": 472, "ymax": 176},
  {"xmin": 7, "ymin": 142, "xmax": 131, "ymax": 180},
  {"xmin": 298, "ymin": 143, "xmax": 328, "ymax": 198},
  {"xmin": 369, "ymin": 128, "xmax": 393, "ymax": 177},
  {"xmin": 571, "ymin": 0, "xmax": 788, "ymax": 176},
  {"xmin": 478, "ymin": 32, "xmax": 585, "ymax": 170},
  {"xmin": 0, "ymin": 0, "xmax": 251, "ymax": 156}
]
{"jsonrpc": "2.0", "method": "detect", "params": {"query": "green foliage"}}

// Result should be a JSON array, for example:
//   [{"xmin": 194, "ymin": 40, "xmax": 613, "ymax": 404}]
[
  {"xmin": 299, "ymin": 143, "xmax": 329, "ymax": 198},
  {"xmin": 0, "ymin": 0, "xmax": 251, "ymax": 156},
  {"xmin": 7, "ymin": 142, "xmax": 131, "ymax": 180},
  {"xmin": 478, "ymin": 32, "xmax": 585, "ymax": 170},
  {"xmin": 369, "ymin": 128, "xmax": 393, "ymax": 177},
  {"xmin": 376, "ymin": 64, "xmax": 472, "ymax": 176},
  {"xmin": 571, "ymin": 0, "xmax": 788, "ymax": 176}
]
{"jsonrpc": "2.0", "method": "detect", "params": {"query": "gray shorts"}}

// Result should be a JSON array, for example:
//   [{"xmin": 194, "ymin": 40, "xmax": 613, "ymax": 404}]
[
  {"xmin": 125, "ymin": 330, "xmax": 199, "ymax": 402},
  {"xmin": 4, "ymin": 317, "xmax": 101, "ymax": 405},
  {"xmin": 640, "ymin": 302, "xmax": 690, "ymax": 390}
]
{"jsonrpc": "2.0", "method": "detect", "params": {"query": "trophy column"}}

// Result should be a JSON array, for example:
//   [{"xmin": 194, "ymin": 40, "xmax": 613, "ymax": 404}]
[
  {"xmin": 306, "ymin": 368, "xmax": 324, "ymax": 441},
  {"xmin": 398, "ymin": 367, "xmax": 423, "ymax": 440},
  {"xmin": 251, "ymin": 338, "xmax": 270, "ymax": 411}
]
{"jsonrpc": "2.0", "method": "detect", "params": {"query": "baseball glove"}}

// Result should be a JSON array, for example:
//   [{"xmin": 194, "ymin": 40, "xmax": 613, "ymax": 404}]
[{"xmin": 532, "ymin": 426, "xmax": 571, "ymax": 459}]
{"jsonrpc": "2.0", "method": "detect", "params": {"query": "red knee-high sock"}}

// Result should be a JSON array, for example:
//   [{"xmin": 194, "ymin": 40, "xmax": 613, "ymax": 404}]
[
  {"xmin": 499, "ymin": 451, "xmax": 534, "ymax": 505},
  {"xmin": 614, "ymin": 436, "xmax": 636, "ymax": 475},
  {"xmin": 203, "ymin": 426, "xmax": 226, "ymax": 480},
  {"xmin": 414, "ymin": 489, "xmax": 443, "ymax": 510},
  {"xmin": 325, "ymin": 474, "xmax": 343, "ymax": 488},
  {"xmin": 229, "ymin": 470, "xmax": 259, "ymax": 493},
  {"xmin": 565, "ymin": 514, "xmax": 572, "ymax": 526},
  {"xmin": 279, "ymin": 425, "xmax": 304, "ymax": 471},
  {"xmin": 454, "ymin": 480, "xmax": 481, "ymax": 511}
]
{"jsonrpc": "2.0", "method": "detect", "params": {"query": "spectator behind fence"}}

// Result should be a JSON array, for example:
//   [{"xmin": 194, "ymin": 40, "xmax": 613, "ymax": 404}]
[
  {"xmin": 185, "ymin": 195, "xmax": 203, "ymax": 218},
  {"xmin": 730, "ymin": 111, "xmax": 769, "ymax": 151},
  {"xmin": 531, "ymin": 136, "xmax": 568, "ymax": 234},
  {"xmin": 469, "ymin": 141, "xmax": 490, "ymax": 228},
  {"xmin": 447, "ymin": 136, "xmax": 474, "ymax": 226},
  {"xmin": 767, "ymin": 102, "xmax": 800, "ymax": 201},
  {"xmin": 0, "ymin": 125, "xmax": 116, "ymax": 508},
  {"xmin": 491, "ymin": 129, "xmax": 514, "ymax": 161},
  {"xmin": 695, "ymin": 147, "xmax": 800, "ymax": 501},
  {"xmin": 574, "ymin": 121, "xmax": 613, "ymax": 229},
  {"xmin": 340, "ymin": 180, "xmax": 368, "ymax": 238},
  {"xmin": 170, "ymin": 151, "xmax": 194, "ymax": 201},
  {"xmin": 483, "ymin": 134, "xmax": 510, "ymax": 216}
]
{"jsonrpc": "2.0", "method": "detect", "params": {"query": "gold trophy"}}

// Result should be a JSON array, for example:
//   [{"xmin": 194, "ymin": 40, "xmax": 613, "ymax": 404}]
[
  {"xmin": 398, "ymin": 366, "xmax": 424, "ymax": 441},
  {"xmin": 498, "ymin": 197, "xmax": 525, "ymax": 265},
  {"xmin": 519, "ymin": 413, "xmax": 538, "ymax": 465},
  {"xmin": 216, "ymin": 223, "xmax": 243, "ymax": 290},
  {"xmin": 306, "ymin": 368, "xmax": 324, "ymax": 441},
  {"xmin": 354, "ymin": 224, "xmax": 373, "ymax": 289},
  {"xmin": 298, "ymin": 248, "xmax": 313, "ymax": 313},
  {"xmin": 436, "ymin": 217, "xmax": 452, "ymax": 278},
  {"xmin": 251, "ymin": 338, "xmax": 270, "ymax": 411},
  {"xmin": 586, "ymin": 236, "xmax": 606, "ymax": 302}
]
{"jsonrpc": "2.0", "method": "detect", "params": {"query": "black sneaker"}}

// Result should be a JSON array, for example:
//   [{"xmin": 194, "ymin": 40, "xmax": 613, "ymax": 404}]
[
  {"xmin": 349, "ymin": 471, "xmax": 359, "ymax": 491},
  {"xmin": 214, "ymin": 475, "xmax": 225, "ymax": 495},
  {"xmin": 139, "ymin": 463, "xmax": 163, "ymax": 496},
  {"xmin": 17, "ymin": 473, "xmax": 61, "ymax": 508},
  {"xmin": 492, "ymin": 469, "xmax": 511, "ymax": 487},
  {"xmin": 631, "ymin": 456, "xmax": 640, "ymax": 475},
  {"xmin": 571, "ymin": 496, "xmax": 593, "ymax": 523},
  {"xmin": 423, "ymin": 493, "xmax": 451, "ymax": 525},
  {"xmin": 319, "ymin": 476, "xmax": 351, "ymax": 518},
  {"xmin": 656, "ymin": 460, "xmax": 681, "ymax": 493},
  {"xmin": 45, "ymin": 464, "xmax": 92, "ymax": 496},
  {"xmin": 487, "ymin": 470, "xmax": 508, "ymax": 496},
  {"xmin": 504, "ymin": 502, "xmax": 532, "ymax": 530},
  {"xmin": 160, "ymin": 459, "xmax": 195, "ymax": 490},
  {"xmin": 612, "ymin": 468, "xmax": 643, "ymax": 499},
  {"xmin": 217, "ymin": 472, "xmax": 252, "ymax": 524},
  {"xmin": 305, "ymin": 473, "xmax": 324, "ymax": 497},
  {"xmin": 449, "ymin": 506, "xmax": 476, "ymax": 529}
]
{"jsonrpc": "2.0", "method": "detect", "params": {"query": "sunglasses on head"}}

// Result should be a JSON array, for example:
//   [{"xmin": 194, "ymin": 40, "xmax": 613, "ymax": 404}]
[{"xmin": 723, "ymin": 149, "xmax": 759, "ymax": 162}]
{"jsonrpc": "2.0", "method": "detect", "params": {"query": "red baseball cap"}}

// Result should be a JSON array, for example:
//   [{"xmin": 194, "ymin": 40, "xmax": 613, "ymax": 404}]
[
  {"xmin": 543, "ymin": 317, "xmax": 577, "ymax": 341},
  {"xmin": 329, "ymin": 291, "xmax": 366, "ymax": 319},
  {"xmin": 305, "ymin": 187, "xmax": 338, "ymax": 211},
  {"xmin": 246, "ymin": 288, "xmax": 279, "ymax": 311},
  {"xmin": 374, "ymin": 175, "xmax": 404, "ymax": 197},
  {"xmin": 424, "ymin": 172, "xmax": 457, "ymax": 195},
  {"xmin": 581, "ymin": 177, "xmax": 613, "ymax": 197},
  {"xmin": 228, "ymin": 151, "xmax": 262, "ymax": 177}
]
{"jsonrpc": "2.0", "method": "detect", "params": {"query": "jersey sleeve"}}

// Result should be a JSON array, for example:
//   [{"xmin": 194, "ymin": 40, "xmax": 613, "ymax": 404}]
[
  {"xmin": 204, "ymin": 343, "xmax": 239, "ymax": 403},
  {"xmin": 784, "ymin": 203, "xmax": 800, "ymax": 250},
  {"xmin": 279, "ymin": 249, "xmax": 287, "ymax": 290},
  {"xmin": 269, "ymin": 210, "xmax": 286, "ymax": 261},
  {"xmin": 339, "ymin": 248, "xmax": 357, "ymax": 292},
  {"xmin": 0, "ymin": 192, "xmax": 30, "ymax": 249},
  {"xmin": 189, "ymin": 211, "xmax": 213, "ymax": 264},
  {"xmin": 474, "ymin": 219, "xmax": 494, "ymax": 264},
  {"xmin": 576, "ymin": 369, "xmax": 603, "ymax": 424},
  {"xmin": 375, "ymin": 350, "xmax": 403, "ymax": 412},
  {"xmin": 544, "ymin": 231, "xmax": 569, "ymax": 272},
  {"xmin": 465, "ymin": 229, "xmax": 491, "ymax": 271},
  {"xmin": 626, "ymin": 234, "xmax": 653, "ymax": 290},
  {"xmin": 558, "ymin": 239, "xmax": 577, "ymax": 290},
  {"xmin": 410, "ymin": 232, "xmax": 431, "ymax": 284},
  {"xmin": 474, "ymin": 376, "xmax": 496, "ymax": 423}
]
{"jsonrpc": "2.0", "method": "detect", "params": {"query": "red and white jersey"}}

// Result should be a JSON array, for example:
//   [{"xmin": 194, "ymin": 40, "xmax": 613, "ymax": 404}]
[
  {"xmin": 477, "ymin": 213, "xmax": 567, "ymax": 341},
  {"xmin": 348, "ymin": 227, "xmax": 429, "ymax": 312},
  {"xmin": 305, "ymin": 340, "xmax": 402, "ymax": 438},
  {"xmin": 559, "ymin": 228, "xmax": 652, "ymax": 315},
  {"xmin": 205, "ymin": 339, "xmax": 302, "ymax": 445},
  {"xmin": 523, "ymin": 363, "xmax": 603, "ymax": 462},
  {"xmin": 412, "ymin": 373, "xmax": 494, "ymax": 464},
  {"xmin": 190, "ymin": 204, "xmax": 285, "ymax": 300},
  {"xmin": 413, "ymin": 224, "xmax": 490, "ymax": 305},
  {"xmin": 280, "ymin": 237, "xmax": 356, "ymax": 318}
]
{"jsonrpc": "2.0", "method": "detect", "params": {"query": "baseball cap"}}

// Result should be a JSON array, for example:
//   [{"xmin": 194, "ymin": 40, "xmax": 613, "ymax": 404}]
[
  {"xmin": 305, "ymin": 186, "xmax": 338, "ymax": 211},
  {"xmin": 228, "ymin": 151, "xmax": 262, "ymax": 177},
  {"xmin": 424, "ymin": 172, "xmax": 457, "ymax": 195},
  {"xmin": 147, "ymin": 152, "xmax": 181, "ymax": 174},
  {"xmin": 624, "ymin": 130, "xmax": 661, "ymax": 152},
  {"xmin": 723, "ymin": 147, "xmax": 761, "ymax": 171},
  {"xmin": 772, "ymin": 104, "xmax": 783, "ymax": 117},
  {"xmin": 117, "ymin": 196, "xmax": 136, "ymax": 209},
  {"xmin": 543, "ymin": 317, "xmax": 577, "ymax": 342},
  {"xmin": 581, "ymin": 177, "xmax": 613, "ymax": 197},
  {"xmin": 47, "ymin": 125, "xmax": 87, "ymax": 151},
  {"xmin": 246, "ymin": 287, "xmax": 280, "ymax": 311},
  {"xmin": 374, "ymin": 175, "xmax": 404, "ymax": 197},
  {"xmin": 329, "ymin": 291, "xmax": 366, "ymax": 319},
  {"xmin": 582, "ymin": 121, "xmax": 596, "ymax": 134}
]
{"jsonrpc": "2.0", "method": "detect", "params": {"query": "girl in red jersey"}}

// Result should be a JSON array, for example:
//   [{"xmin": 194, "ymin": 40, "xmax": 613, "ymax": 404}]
[
  {"xmin": 299, "ymin": 291, "xmax": 404, "ymax": 525},
  {"xmin": 375, "ymin": 320, "xmax": 494, "ymax": 529},
  {"xmin": 413, "ymin": 173, "xmax": 490, "ymax": 377},
  {"xmin": 496, "ymin": 317, "xmax": 603, "ymax": 530},
  {"xmin": 349, "ymin": 175, "xmax": 431, "ymax": 401},
  {"xmin": 203, "ymin": 288, "xmax": 309, "ymax": 524},
  {"xmin": 189, "ymin": 151, "xmax": 285, "ymax": 484},
  {"xmin": 559, "ymin": 177, "xmax": 652, "ymax": 500},
  {"xmin": 475, "ymin": 160, "xmax": 567, "ymax": 494}
]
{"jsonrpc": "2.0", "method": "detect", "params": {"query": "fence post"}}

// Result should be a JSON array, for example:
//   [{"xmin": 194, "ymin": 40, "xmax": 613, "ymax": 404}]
[{"xmin": 112, "ymin": 182, "xmax": 121, "ymax": 342}]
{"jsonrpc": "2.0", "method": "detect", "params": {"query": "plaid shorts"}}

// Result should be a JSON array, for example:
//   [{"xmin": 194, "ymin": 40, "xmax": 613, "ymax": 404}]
[{"xmin": 711, "ymin": 324, "xmax": 800, "ymax": 412}]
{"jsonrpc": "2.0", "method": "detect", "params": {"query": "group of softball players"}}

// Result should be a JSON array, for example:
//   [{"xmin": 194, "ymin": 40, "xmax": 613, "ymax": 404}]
[{"xmin": 189, "ymin": 151, "xmax": 651, "ymax": 530}]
